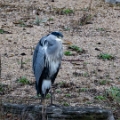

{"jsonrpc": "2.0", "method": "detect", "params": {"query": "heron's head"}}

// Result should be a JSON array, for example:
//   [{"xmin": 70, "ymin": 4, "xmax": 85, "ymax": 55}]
[
  {"xmin": 44, "ymin": 31, "xmax": 63, "ymax": 56},
  {"xmin": 51, "ymin": 31, "xmax": 63, "ymax": 39}
]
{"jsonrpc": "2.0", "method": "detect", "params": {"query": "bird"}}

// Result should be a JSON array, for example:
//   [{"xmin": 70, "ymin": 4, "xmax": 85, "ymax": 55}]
[{"xmin": 32, "ymin": 31, "xmax": 63, "ymax": 105}]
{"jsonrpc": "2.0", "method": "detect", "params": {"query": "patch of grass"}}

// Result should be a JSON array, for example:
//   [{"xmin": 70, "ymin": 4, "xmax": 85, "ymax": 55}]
[
  {"xmin": 99, "ymin": 80, "xmax": 110, "ymax": 85},
  {"xmin": 34, "ymin": 16, "xmax": 41, "ymax": 26},
  {"xmin": 80, "ymin": 14, "xmax": 92, "ymax": 26},
  {"xmin": 0, "ymin": 29, "xmax": 5, "ymax": 34},
  {"xmin": 80, "ymin": 7, "xmax": 89, "ymax": 11},
  {"xmin": 0, "ymin": 84, "xmax": 4, "ymax": 92},
  {"xmin": 63, "ymin": 8, "xmax": 74, "ymax": 15},
  {"xmin": 97, "ymin": 53, "xmax": 114, "ymax": 60},
  {"xmin": 68, "ymin": 45, "xmax": 83, "ymax": 52},
  {"xmin": 46, "ymin": 93, "xmax": 51, "ymax": 99},
  {"xmin": 106, "ymin": 86, "xmax": 120, "ymax": 103},
  {"xmin": 96, "ymin": 28, "xmax": 105, "ymax": 32},
  {"xmin": 65, "ymin": 94, "xmax": 71, "ymax": 97},
  {"xmin": 62, "ymin": 102, "xmax": 69, "ymax": 106},
  {"xmin": 56, "ymin": 89, "xmax": 61, "ymax": 93},
  {"xmin": 94, "ymin": 95, "xmax": 106, "ymax": 101},
  {"xmin": 64, "ymin": 51, "xmax": 72, "ymax": 56},
  {"xmin": 34, "ymin": 16, "xmax": 47, "ymax": 26},
  {"xmin": 64, "ymin": 26, "xmax": 70, "ymax": 31},
  {"xmin": 18, "ymin": 20, "xmax": 26, "ymax": 27},
  {"xmin": 83, "ymin": 72, "xmax": 89, "ymax": 77},
  {"xmin": 59, "ymin": 81, "xmax": 66, "ymax": 87},
  {"xmin": 86, "ymin": 102, "xmax": 92, "ymax": 104},
  {"xmin": 79, "ymin": 88, "xmax": 88, "ymax": 92},
  {"xmin": 48, "ymin": 18, "xmax": 54, "ymax": 21},
  {"xmin": 17, "ymin": 76, "xmax": 30, "ymax": 85}
]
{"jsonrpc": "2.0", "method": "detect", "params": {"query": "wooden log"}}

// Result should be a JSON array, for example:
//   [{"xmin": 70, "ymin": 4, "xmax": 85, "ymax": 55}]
[{"xmin": 2, "ymin": 103, "xmax": 115, "ymax": 120}]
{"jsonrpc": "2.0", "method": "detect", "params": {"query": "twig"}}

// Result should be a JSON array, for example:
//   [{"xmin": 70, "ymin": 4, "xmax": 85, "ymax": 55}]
[
  {"xmin": 88, "ymin": 0, "xmax": 93, "ymax": 12},
  {"xmin": 31, "ymin": 46, "xmax": 33, "ymax": 55},
  {"xmin": 48, "ymin": 14, "xmax": 51, "ymax": 33},
  {"xmin": 20, "ymin": 57, "xmax": 24, "ymax": 69},
  {"xmin": 62, "ymin": 59, "xmax": 84, "ymax": 62},
  {"xmin": 0, "ymin": 54, "xmax": 1, "ymax": 78}
]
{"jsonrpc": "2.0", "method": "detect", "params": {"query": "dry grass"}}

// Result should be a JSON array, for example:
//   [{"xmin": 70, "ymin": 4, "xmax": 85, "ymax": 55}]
[{"xmin": 0, "ymin": 0, "xmax": 120, "ymax": 119}]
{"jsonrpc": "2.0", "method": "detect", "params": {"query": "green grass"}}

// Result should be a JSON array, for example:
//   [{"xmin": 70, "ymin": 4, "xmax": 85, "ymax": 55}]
[
  {"xmin": 65, "ymin": 94, "xmax": 71, "ymax": 97},
  {"xmin": 80, "ymin": 14, "xmax": 92, "ymax": 26},
  {"xmin": 62, "ymin": 102, "xmax": 69, "ymax": 106},
  {"xmin": 17, "ymin": 76, "xmax": 30, "ymax": 85},
  {"xmin": 0, "ymin": 29, "xmax": 5, "ymax": 34},
  {"xmin": 64, "ymin": 51, "xmax": 72, "ymax": 56},
  {"xmin": 99, "ymin": 80, "xmax": 110, "ymax": 85},
  {"xmin": 96, "ymin": 28, "xmax": 105, "ymax": 32},
  {"xmin": 106, "ymin": 86, "xmax": 120, "ymax": 103},
  {"xmin": 48, "ymin": 18, "xmax": 54, "ymax": 21},
  {"xmin": 79, "ymin": 88, "xmax": 88, "ymax": 92},
  {"xmin": 56, "ymin": 89, "xmax": 61, "ymax": 93},
  {"xmin": 83, "ymin": 72, "xmax": 89, "ymax": 77},
  {"xmin": 59, "ymin": 81, "xmax": 66, "ymax": 86},
  {"xmin": 0, "ymin": 84, "xmax": 4, "ymax": 92},
  {"xmin": 94, "ymin": 95, "xmax": 106, "ymax": 101},
  {"xmin": 64, "ymin": 26, "xmax": 70, "ymax": 31},
  {"xmin": 97, "ymin": 53, "xmax": 114, "ymax": 60},
  {"xmin": 46, "ymin": 93, "xmax": 51, "ymax": 99},
  {"xmin": 18, "ymin": 20, "xmax": 26, "ymax": 27},
  {"xmin": 68, "ymin": 45, "xmax": 83, "ymax": 52},
  {"xmin": 63, "ymin": 8, "xmax": 74, "ymax": 15},
  {"xmin": 34, "ymin": 16, "xmax": 47, "ymax": 26}
]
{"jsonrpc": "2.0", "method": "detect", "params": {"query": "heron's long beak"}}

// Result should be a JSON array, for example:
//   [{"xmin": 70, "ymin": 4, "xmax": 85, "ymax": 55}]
[{"xmin": 63, "ymin": 40, "xmax": 73, "ymax": 45}]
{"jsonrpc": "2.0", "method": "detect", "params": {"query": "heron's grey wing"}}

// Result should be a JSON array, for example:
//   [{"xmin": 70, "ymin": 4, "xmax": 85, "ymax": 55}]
[
  {"xmin": 33, "ymin": 44, "xmax": 45, "ymax": 84},
  {"xmin": 32, "ymin": 43, "xmax": 39, "ymax": 73},
  {"xmin": 32, "ymin": 36, "xmax": 47, "ymax": 74}
]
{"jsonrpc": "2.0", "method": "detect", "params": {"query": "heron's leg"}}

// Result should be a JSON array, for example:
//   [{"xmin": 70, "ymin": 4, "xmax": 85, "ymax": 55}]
[
  {"xmin": 50, "ymin": 90, "xmax": 53, "ymax": 105},
  {"xmin": 50, "ymin": 87, "xmax": 55, "ymax": 105},
  {"xmin": 41, "ymin": 98, "xmax": 47, "ymax": 120}
]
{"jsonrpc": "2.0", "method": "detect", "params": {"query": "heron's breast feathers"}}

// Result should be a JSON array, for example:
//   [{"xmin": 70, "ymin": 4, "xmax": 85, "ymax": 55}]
[{"xmin": 42, "ymin": 80, "xmax": 51, "ymax": 95}]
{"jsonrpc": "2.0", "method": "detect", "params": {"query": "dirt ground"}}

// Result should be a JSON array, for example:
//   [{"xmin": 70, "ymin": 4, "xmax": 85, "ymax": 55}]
[{"xmin": 0, "ymin": 0, "xmax": 120, "ymax": 119}]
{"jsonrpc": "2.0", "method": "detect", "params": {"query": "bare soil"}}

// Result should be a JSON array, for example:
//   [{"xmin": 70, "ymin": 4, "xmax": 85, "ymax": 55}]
[{"xmin": 0, "ymin": 0, "xmax": 120, "ymax": 119}]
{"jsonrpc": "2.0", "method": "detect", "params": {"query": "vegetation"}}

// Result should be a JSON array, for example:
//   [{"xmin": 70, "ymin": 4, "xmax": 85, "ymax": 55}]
[
  {"xmin": 65, "ymin": 94, "xmax": 71, "ymax": 97},
  {"xmin": 106, "ymin": 86, "xmax": 120, "ymax": 103},
  {"xmin": 79, "ymin": 14, "xmax": 92, "ymax": 25},
  {"xmin": 0, "ymin": 83, "xmax": 4, "ymax": 92},
  {"xmin": 94, "ymin": 95, "xmax": 106, "ymax": 101},
  {"xmin": 96, "ymin": 28, "xmax": 105, "ymax": 32},
  {"xmin": 46, "ymin": 93, "xmax": 51, "ymax": 99},
  {"xmin": 63, "ymin": 8, "xmax": 74, "ymax": 15},
  {"xmin": 64, "ymin": 51, "xmax": 72, "ymax": 56},
  {"xmin": 97, "ymin": 53, "xmax": 114, "ymax": 60},
  {"xmin": 16, "ymin": 76, "xmax": 30, "ymax": 85},
  {"xmin": 18, "ymin": 20, "xmax": 26, "ymax": 27},
  {"xmin": 34, "ymin": 16, "xmax": 47, "ymax": 26},
  {"xmin": 56, "ymin": 89, "xmax": 61, "ymax": 93},
  {"xmin": 48, "ymin": 18, "xmax": 54, "ymax": 21},
  {"xmin": 0, "ymin": 29, "xmax": 5, "ymax": 34},
  {"xmin": 99, "ymin": 80, "xmax": 110, "ymax": 85},
  {"xmin": 79, "ymin": 88, "xmax": 88, "ymax": 92},
  {"xmin": 62, "ymin": 102, "xmax": 69, "ymax": 106},
  {"xmin": 68, "ymin": 45, "xmax": 83, "ymax": 52}
]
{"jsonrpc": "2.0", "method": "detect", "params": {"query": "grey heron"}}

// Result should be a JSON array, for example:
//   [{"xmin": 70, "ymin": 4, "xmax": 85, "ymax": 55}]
[{"xmin": 32, "ymin": 31, "xmax": 63, "ymax": 105}]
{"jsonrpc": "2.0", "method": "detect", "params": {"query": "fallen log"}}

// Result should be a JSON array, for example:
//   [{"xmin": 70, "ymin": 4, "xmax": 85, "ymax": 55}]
[{"xmin": 2, "ymin": 103, "xmax": 115, "ymax": 120}]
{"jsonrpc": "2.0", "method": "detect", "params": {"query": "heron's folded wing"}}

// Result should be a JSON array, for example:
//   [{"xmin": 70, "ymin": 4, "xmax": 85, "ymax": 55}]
[{"xmin": 33, "ymin": 45, "xmax": 45, "ymax": 84}]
